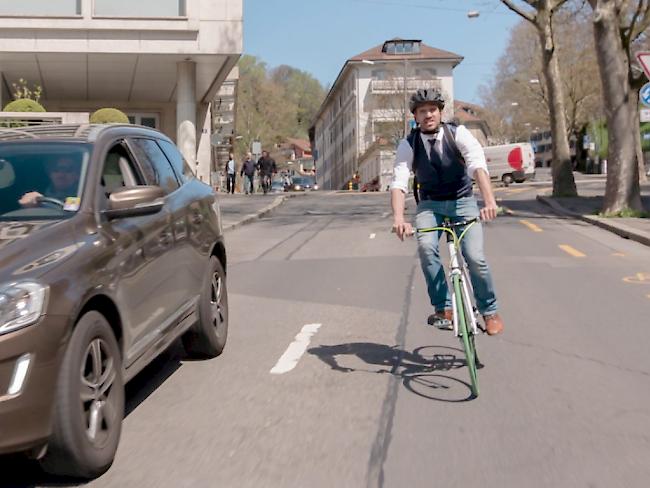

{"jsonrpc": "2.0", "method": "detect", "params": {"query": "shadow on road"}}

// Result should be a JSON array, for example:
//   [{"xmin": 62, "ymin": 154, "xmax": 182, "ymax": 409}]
[
  {"xmin": 307, "ymin": 342, "xmax": 476, "ymax": 402},
  {"xmin": 0, "ymin": 342, "xmax": 187, "ymax": 488}
]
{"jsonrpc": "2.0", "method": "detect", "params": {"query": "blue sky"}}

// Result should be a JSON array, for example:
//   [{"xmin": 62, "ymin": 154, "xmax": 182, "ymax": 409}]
[{"xmin": 243, "ymin": 0, "xmax": 522, "ymax": 105}]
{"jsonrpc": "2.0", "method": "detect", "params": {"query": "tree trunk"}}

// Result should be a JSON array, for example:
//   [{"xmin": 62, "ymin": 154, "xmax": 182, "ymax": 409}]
[
  {"xmin": 591, "ymin": 1, "xmax": 643, "ymax": 213},
  {"xmin": 537, "ymin": 10, "xmax": 577, "ymax": 197}
]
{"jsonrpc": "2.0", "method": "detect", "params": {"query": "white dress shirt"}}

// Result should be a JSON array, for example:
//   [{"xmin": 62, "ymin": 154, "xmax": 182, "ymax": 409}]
[{"xmin": 390, "ymin": 124, "xmax": 488, "ymax": 193}]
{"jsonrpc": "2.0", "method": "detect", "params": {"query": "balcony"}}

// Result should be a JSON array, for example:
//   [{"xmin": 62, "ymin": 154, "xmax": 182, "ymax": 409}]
[{"xmin": 370, "ymin": 78, "xmax": 441, "ymax": 95}]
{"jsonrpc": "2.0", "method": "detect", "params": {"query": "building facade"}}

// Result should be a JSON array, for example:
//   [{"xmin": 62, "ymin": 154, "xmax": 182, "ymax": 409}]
[
  {"xmin": 311, "ymin": 39, "xmax": 462, "ymax": 190},
  {"xmin": 0, "ymin": 0, "xmax": 242, "ymax": 182}
]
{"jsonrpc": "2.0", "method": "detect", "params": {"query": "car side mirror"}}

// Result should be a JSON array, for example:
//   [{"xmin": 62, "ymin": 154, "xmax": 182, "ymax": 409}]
[{"xmin": 102, "ymin": 186, "xmax": 165, "ymax": 220}]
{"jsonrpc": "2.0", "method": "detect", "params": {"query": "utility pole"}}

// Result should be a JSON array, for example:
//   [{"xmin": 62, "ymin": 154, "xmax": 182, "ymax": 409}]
[{"xmin": 403, "ymin": 56, "xmax": 408, "ymax": 137}]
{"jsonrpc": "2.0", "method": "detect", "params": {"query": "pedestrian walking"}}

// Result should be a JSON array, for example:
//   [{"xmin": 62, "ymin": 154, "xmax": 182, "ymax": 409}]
[
  {"xmin": 226, "ymin": 153, "xmax": 236, "ymax": 194},
  {"xmin": 256, "ymin": 150, "xmax": 277, "ymax": 194},
  {"xmin": 240, "ymin": 152, "xmax": 256, "ymax": 194}
]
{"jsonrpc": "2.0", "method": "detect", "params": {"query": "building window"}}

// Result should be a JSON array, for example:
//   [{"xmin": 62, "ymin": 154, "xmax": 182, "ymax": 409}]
[
  {"xmin": 415, "ymin": 68, "xmax": 437, "ymax": 78},
  {"xmin": 382, "ymin": 40, "xmax": 421, "ymax": 55},
  {"xmin": 94, "ymin": 0, "xmax": 186, "ymax": 18},
  {"xmin": 0, "ymin": 0, "xmax": 80, "ymax": 16},
  {"xmin": 127, "ymin": 113, "xmax": 160, "ymax": 129}
]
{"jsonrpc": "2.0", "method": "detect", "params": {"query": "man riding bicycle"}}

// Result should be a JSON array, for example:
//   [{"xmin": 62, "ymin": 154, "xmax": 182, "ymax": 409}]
[
  {"xmin": 391, "ymin": 88, "xmax": 504, "ymax": 336},
  {"xmin": 256, "ymin": 150, "xmax": 277, "ymax": 194}
]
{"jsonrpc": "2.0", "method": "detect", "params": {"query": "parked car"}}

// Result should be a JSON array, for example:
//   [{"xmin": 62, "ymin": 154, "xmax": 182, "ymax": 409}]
[
  {"xmin": 483, "ymin": 142, "xmax": 536, "ymax": 185},
  {"xmin": 0, "ymin": 124, "xmax": 229, "ymax": 478},
  {"xmin": 270, "ymin": 179, "xmax": 287, "ymax": 193},
  {"xmin": 288, "ymin": 175, "xmax": 318, "ymax": 192}
]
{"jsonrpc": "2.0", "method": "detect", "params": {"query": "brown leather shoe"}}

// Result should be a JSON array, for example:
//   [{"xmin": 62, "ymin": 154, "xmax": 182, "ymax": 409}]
[
  {"xmin": 483, "ymin": 313, "xmax": 504, "ymax": 336},
  {"xmin": 427, "ymin": 309, "xmax": 453, "ymax": 330}
]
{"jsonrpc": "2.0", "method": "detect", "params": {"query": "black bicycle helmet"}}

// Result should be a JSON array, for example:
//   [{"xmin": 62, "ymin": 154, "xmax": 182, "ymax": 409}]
[{"xmin": 409, "ymin": 88, "xmax": 445, "ymax": 113}]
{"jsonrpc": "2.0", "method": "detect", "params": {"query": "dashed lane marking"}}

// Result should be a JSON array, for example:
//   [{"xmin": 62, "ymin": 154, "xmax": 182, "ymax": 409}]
[
  {"xmin": 270, "ymin": 323, "xmax": 322, "ymax": 375},
  {"xmin": 559, "ymin": 244, "xmax": 586, "ymax": 258},
  {"xmin": 369, "ymin": 233, "xmax": 376, "ymax": 239},
  {"xmin": 520, "ymin": 220, "xmax": 543, "ymax": 232},
  {"xmin": 612, "ymin": 253, "xmax": 626, "ymax": 257}
]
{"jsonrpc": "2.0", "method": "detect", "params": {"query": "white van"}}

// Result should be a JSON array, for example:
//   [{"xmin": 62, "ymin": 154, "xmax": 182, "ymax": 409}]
[{"xmin": 482, "ymin": 142, "xmax": 536, "ymax": 185}]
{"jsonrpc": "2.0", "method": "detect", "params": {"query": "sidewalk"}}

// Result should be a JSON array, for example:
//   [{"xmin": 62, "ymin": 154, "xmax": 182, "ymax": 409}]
[
  {"xmin": 537, "ymin": 182, "xmax": 650, "ymax": 247},
  {"xmin": 217, "ymin": 193, "xmax": 299, "ymax": 232}
]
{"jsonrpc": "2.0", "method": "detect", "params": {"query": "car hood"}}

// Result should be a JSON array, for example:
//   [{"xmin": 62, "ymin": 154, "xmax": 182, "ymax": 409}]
[{"xmin": 0, "ymin": 219, "xmax": 79, "ymax": 281}]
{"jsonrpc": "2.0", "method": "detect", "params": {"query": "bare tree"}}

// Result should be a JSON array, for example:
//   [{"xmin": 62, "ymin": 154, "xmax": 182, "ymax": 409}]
[
  {"xmin": 502, "ymin": 0, "xmax": 578, "ymax": 196},
  {"xmin": 586, "ymin": 0, "xmax": 650, "ymax": 213}
]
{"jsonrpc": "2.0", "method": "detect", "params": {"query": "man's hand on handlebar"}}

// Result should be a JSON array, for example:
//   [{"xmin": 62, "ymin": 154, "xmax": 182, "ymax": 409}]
[
  {"xmin": 392, "ymin": 220, "xmax": 414, "ymax": 241},
  {"xmin": 480, "ymin": 200, "xmax": 499, "ymax": 222}
]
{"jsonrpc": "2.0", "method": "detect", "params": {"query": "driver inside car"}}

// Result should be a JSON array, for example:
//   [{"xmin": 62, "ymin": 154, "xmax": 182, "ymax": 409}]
[{"xmin": 19, "ymin": 156, "xmax": 81, "ymax": 207}]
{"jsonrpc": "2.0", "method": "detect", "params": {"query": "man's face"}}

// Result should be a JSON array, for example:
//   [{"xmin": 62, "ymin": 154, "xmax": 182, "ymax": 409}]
[
  {"xmin": 48, "ymin": 157, "xmax": 80, "ymax": 193},
  {"xmin": 414, "ymin": 103, "xmax": 442, "ymax": 132}
]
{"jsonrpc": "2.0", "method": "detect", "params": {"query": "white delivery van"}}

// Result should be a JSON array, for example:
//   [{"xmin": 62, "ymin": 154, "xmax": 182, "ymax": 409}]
[{"xmin": 482, "ymin": 142, "xmax": 536, "ymax": 185}]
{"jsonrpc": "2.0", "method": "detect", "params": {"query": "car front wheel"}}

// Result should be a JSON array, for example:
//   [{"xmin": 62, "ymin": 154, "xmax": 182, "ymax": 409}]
[
  {"xmin": 182, "ymin": 256, "xmax": 229, "ymax": 358},
  {"xmin": 40, "ymin": 311, "xmax": 124, "ymax": 479}
]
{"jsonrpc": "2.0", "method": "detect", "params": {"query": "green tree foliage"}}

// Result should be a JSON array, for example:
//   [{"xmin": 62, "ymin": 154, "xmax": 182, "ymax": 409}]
[
  {"xmin": 235, "ymin": 55, "xmax": 325, "ymax": 156},
  {"xmin": 90, "ymin": 108, "xmax": 129, "ymax": 124}
]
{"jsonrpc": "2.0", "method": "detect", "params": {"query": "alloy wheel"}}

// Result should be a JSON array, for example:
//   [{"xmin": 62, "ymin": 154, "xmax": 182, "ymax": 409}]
[{"xmin": 80, "ymin": 338, "xmax": 119, "ymax": 448}]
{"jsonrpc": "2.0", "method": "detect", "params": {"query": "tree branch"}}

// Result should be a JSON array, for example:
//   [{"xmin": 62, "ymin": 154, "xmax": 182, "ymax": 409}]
[{"xmin": 501, "ymin": 0, "xmax": 537, "ymax": 23}]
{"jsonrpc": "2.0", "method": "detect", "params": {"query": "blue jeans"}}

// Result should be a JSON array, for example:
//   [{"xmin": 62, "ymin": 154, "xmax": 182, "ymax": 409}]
[{"xmin": 415, "ymin": 196, "xmax": 498, "ymax": 316}]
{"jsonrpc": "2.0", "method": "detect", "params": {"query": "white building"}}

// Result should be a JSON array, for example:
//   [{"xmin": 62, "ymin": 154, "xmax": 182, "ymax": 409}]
[
  {"xmin": 311, "ymin": 38, "xmax": 462, "ymax": 190},
  {"xmin": 0, "ymin": 0, "xmax": 242, "ymax": 182}
]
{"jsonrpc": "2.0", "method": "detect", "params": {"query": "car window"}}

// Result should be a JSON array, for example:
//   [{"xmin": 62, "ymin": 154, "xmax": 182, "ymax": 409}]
[
  {"xmin": 129, "ymin": 138, "xmax": 180, "ymax": 194},
  {"xmin": 157, "ymin": 139, "xmax": 194, "ymax": 183},
  {"xmin": 100, "ymin": 144, "xmax": 143, "ymax": 197},
  {"xmin": 0, "ymin": 142, "xmax": 90, "ymax": 220}
]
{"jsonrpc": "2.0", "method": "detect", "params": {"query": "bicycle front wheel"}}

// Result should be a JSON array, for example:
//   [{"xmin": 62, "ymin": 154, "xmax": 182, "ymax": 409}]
[{"xmin": 454, "ymin": 274, "xmax": 479, "ymax": 397}]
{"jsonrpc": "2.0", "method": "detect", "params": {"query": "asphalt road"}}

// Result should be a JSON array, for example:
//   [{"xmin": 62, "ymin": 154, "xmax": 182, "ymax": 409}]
[{"xmin": 4, "ymin": 183, "xmax": 650, "ymax": 487}]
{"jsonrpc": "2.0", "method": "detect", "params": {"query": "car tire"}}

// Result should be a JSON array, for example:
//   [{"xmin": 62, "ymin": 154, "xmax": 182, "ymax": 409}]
[
  {"xmin": 182, "ymin": 256, "xmax": 229, "ymax": 358},
  {"xmin": 502, "ymin": 174, "xmax": 514, "ymax": 186},
  {"xmin": 40, "ymin": 311, "xmax": 124, "ymax": 479}
]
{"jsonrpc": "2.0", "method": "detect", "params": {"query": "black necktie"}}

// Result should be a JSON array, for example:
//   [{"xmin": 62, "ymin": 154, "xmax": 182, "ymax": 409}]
[{"xmin": 428, "ymin": 136, "xmax": 441, "ymax": 159}]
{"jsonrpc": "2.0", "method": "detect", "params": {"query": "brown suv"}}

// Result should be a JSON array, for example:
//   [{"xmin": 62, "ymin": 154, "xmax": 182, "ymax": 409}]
[{"xmin": 0, "ymin": 124, "xmax": 228, "ymax": 478}]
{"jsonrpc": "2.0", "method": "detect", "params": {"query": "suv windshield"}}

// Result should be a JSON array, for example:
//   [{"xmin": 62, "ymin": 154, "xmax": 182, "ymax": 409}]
[
  {"xmin": 292, "ymin": 176, "xmax": 314, "ymax": 186},
  {"xmin": 0, "ymin": 142, "xmax": 90, "ymax": 220}
]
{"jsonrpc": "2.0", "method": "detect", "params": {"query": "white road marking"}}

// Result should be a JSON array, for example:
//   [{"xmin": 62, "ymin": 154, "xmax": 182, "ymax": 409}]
[
  {"xmin": 369, "ymin": 233, "xmax": 376, "ymax": 239},
  {"xmin": 270, "ymin": 323, "xmax": 322, "ymax": 374}
]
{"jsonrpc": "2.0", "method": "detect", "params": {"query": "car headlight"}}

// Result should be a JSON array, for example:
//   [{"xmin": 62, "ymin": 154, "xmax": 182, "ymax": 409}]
[
  {"xmin": 313, "ymin": 185, "xmax": 319, "ymax": 190},
  {"xmin": 0, "ymin": 282, "xmax": 48, "ymax": 335},
  {"xmin": 294, "ymin": 185, "xmax": 301, "ymax": 190}
]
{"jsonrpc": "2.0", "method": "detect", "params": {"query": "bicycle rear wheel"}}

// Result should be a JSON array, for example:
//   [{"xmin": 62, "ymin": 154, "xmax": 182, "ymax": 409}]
[{"xmin": 453, "ymin": 274, "xmax": 479, "ymax": 397}]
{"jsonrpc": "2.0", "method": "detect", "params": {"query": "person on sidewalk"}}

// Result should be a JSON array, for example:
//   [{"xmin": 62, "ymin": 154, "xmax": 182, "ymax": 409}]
[
  {"xmin": 256, "ymin": 150, "xmax": 277, "ymax": 194},
  {"xmin": 390, "ymin": 88, "xmax": 504, "ymax": 336},
  {"xmin": 240, "ymin": 152, "xmax": 256, "ymax": 195},
  {"xmin": 225, "ymin": 154, "xmax": 236, "ymax": 194}
]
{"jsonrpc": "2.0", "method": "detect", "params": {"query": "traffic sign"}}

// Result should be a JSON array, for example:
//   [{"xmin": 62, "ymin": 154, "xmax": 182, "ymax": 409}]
[
  {"xmin": 641, "ymin": 108, "xmax": 650, "ymax": 123},
  {"xmin": 637, "ymin": 52, "xmax": 650, "ymax": 79},
  {"xmin": 640, "ymin": 82, "xmax": 650, "ymax": 107}
]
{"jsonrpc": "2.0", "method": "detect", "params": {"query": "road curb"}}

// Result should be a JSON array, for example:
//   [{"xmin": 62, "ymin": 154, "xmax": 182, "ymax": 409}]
[
  {"xmin": 222, "ymin": 195, "xmax": 288, "ymax": 233},
  {"xmin": 537, "ymin": 195, "xmax": 650, "ymax": 248}
]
